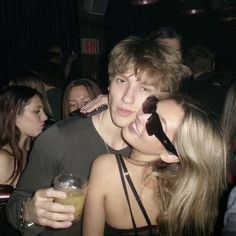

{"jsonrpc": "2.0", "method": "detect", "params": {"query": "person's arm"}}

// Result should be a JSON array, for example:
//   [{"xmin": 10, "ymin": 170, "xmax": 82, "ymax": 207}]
[
  {"xmin": 6, "ymin": 124, "xmax": 75, "ymax": 234},
  {"xmin": 80, "ymin": 94, "xmax": 108, "ymax": 113},
  {"xmin": 64, "ymin": 51, "xmax": 78, "ymax": 79},
  {"xmin": 223, "ymin": 187, "xmax": 236, "ymax": 236},
  {"xmin": 83, "ymin": 155, "xmax": 110, "ymax": 236}
]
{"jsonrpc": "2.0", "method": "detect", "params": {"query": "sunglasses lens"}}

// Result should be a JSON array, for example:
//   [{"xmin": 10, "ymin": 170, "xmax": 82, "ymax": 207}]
[
  {"xmin": 142, "ymin": 96, "xmax": 158, "ymax": 114},
  {"xmin": 147, "ymin": 113, "xmax": 162, "ymax": 134},
  {"xmin": 146, "ymin": 121, "xmax": 154, "ymax": 136},
  {"xmin": 145, "ymin": 109, "xmax": 179, "ymax": 157}
]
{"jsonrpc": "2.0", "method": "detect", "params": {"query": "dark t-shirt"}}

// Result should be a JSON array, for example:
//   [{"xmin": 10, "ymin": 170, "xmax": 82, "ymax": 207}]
[
  {"xmin": 7, "ymin": 116, "xmax": 131, "ymax": 236},
  {"xmin": 180, "ymin": 72, "xmax": 226, "ymax": 118},
  {"xmin": 47, "ymin": 87, "xmax": 63, "ymax": 121}
]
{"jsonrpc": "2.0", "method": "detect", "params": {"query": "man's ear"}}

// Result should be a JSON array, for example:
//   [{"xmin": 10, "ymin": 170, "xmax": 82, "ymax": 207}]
[
  {"xmin": 160, "ymin": 153, "xmax": 179, "ymax": 164},
  {"xmin": 107, "ymin": 86, "xmax": 110, "ymax": 91}
]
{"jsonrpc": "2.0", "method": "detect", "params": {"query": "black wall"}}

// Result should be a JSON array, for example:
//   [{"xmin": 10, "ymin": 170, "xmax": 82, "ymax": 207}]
[{"xmin": 0, "ymin": 0, "xmax": 235, "ymax": 88}]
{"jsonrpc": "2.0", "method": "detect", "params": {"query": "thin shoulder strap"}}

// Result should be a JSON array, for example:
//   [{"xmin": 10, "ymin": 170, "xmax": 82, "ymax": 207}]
[
  {"xmin": 119, "ymin": 156, "xmax": 153, "ymax": 236},
  {"xmin": 115, "ymin": 154, "xmax": 139, "ymax": 236}
]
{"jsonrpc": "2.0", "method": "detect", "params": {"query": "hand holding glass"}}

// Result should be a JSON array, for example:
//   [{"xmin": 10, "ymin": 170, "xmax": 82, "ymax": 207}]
[{"xmin": 54, "ymin": 174, "xmax": 87, "ymax": 222}]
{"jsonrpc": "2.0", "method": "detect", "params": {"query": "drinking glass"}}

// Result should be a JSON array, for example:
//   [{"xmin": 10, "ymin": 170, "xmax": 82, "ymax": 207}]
[{"xmin": 54, "ymin": 174, "xmax": 87, "ymax": 222}]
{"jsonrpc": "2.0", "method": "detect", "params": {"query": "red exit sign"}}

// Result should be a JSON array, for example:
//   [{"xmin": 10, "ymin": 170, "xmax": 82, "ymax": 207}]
[{"xmin": 81, "ymin": 38, "xmax": 100, "ymax": 55}]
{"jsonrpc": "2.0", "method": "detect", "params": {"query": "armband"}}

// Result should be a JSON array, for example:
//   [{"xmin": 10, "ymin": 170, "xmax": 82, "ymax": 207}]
[{"xmin": 19, "ymin": 199, "xmax": 35, "ymax": 229}]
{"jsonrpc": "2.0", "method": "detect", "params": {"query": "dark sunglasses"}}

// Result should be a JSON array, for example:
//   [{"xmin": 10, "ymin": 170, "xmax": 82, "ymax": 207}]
[{"xmin": 142, "ymin": 96, "xmax": 178, "ymax": 157}]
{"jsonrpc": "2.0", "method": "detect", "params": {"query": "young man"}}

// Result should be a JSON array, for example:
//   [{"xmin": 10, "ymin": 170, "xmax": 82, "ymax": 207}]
[{"xmin": 7, "ymin": 36, "xmax": 189, "ymax": 236}]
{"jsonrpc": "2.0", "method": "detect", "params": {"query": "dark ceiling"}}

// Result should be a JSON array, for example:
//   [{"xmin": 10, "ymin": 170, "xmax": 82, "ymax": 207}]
[{"xmin": 0, "ymin": 0, "xmax": 235, "ymax": 87}]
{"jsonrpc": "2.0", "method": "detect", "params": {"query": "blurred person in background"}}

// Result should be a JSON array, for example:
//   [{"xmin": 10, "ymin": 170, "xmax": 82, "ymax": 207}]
[
  {"xmin": 63, "ymin": 78, "xmax": 102, "ymax": 119},
  {"xmin": 181, "ymin": 44, "xmax": 226, "ymax": 118},
  {"xmin": 148, "ymin": 27, "xmax": 182, "ymax": 51},
  {"xmin": 37, "ymin": 62, "xmax": 65, "ymax": 121}
]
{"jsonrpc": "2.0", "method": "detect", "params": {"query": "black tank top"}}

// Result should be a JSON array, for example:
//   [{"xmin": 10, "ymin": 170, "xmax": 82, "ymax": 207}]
[{"xmin": 104, "ymin": 154, "xmax": 157, "ymax": 236}]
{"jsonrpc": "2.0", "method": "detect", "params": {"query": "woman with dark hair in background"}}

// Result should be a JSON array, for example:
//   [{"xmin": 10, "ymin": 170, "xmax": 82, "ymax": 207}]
[
  {"xmin": 0, "ymin": 86, "xmax": 47, "ymax": 235},
  {"xmin": 0, "ymin": 86, "xmax": 48, "ymax": 186}
]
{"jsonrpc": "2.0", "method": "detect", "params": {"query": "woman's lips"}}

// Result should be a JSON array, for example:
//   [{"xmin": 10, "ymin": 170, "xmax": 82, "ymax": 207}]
[{"xmin": 40, "ymin": 123, "xmax": 45, "ymax": 130}]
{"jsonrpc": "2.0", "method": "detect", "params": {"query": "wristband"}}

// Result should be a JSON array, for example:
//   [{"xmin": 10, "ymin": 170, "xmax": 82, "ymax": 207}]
[{"xmin": 19, "ymin": 199, "xmax": 35, "ymax": 229}]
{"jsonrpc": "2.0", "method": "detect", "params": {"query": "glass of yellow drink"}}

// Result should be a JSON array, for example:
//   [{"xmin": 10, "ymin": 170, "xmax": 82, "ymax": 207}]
[{"xmin": 53, "ymin": 174, "xmax": 87, "ymax": 223}]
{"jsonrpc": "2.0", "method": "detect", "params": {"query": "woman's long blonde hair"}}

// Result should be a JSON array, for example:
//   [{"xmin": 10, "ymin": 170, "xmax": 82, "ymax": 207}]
[{"xmin": 152, "ymin": 94, "xmax": 226, "ymax": 236}]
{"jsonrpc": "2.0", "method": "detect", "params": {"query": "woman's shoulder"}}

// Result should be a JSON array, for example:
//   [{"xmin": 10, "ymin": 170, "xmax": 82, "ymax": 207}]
[
  {"xmin": 90, "ymin": 154, "xmax": 118, "ymax": 178},
  {"xmin": 92, "ymin": 154, "xmax": 117, "ymax": 169},
  {"xmin": 0, "ymin": 148, "xmax": 13, "ymax": 162},
  {"xmin": 0, "ymin": 149, "xmax": 14, "ymax": 184},
  {"xmin": 88, "ymin": 154, "xmax": 119, "ymax": 194}
]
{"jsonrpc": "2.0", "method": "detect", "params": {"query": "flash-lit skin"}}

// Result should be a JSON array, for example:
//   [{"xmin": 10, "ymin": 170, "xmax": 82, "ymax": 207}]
[
  {"xmin": 108, "ymin": 72, "xmax": 160, "ymax": 129},
  {"xmin": 68, "ymin": 85, "xmax": 92, "ymax": 112},
  {"xmin": 122, "ymin": 99, "xmax": 184, "ymax": 157},
  {"xmin": 0, "ymin": 95, "xmax": 47, "ymax": 186},
  {"xmin": 16, "ymin": 95, "xmax": 48, "ymax": 140}
]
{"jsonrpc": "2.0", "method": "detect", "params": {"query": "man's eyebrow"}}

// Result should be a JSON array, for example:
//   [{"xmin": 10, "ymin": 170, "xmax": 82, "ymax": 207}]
[
  {"xmin": 140, "ymin": 81, "xmax": 156, "ymax": 87},
  {"xmin": 116, "ymin": 72, "xmax": 133, "ymax": 79}
]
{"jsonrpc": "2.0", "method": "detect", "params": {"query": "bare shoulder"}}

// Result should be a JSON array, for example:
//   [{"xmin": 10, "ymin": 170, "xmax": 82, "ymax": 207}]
[
  {"xmin": 90, "ymin": 154, "xmax": 118, "ymax": 180},
  {"xmin": 0, "ymin": 150, "xmax": 14, "ymax": 184},
  {"xmin": 0, "ymin": 150, "xmax": 13, "ymax": 166},
  {"xmin": 92, "ymin": 154, "xmax": 117, "ymax": 171}
]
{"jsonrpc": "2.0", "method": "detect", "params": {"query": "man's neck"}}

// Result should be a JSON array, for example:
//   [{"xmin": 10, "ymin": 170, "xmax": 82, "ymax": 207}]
[{"xmin": 92, "ymin": 109, "xmax": 128, "ymax": 150}]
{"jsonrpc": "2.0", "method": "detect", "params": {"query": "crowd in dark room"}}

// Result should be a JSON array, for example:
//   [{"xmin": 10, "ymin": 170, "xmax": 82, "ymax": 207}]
[
  {"xmin": 0, "ymin": 0, "xmax": 235, "ymax": 88},
  {"xmin": 0, "ymin": 0, "xmax": 236, "ymax": 235}
]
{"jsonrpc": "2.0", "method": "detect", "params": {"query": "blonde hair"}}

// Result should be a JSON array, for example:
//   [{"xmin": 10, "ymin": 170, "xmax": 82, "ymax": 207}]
[
  {"xmin": 152, "ymin": 94, "xmax": 226, "ymax": 236},
  {"xmin": 108, "ymin": 36, "xmax": 190, "ymax": 93}
]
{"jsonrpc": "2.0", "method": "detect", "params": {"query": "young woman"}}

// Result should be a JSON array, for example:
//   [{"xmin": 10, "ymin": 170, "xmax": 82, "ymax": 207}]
[
  {"xmin": 83, "ymin": 94, "xmax": 226, "ymax": 236},
  {"xmin": 62, "ymin": 78, "xmax": 102, "ymax": 118},
  {"xmin": 0, "ymin": 86, "xmax": 47, "ymax": 186},
  {"xmin": 9, "ymin": 70, "xmax": 53, "ymax": 119}
]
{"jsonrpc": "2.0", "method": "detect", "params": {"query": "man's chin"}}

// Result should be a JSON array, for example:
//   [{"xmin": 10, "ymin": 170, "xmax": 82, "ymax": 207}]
[{"xmin": 112, "ymin": 118, "xmax": 134, "ymax": 129}]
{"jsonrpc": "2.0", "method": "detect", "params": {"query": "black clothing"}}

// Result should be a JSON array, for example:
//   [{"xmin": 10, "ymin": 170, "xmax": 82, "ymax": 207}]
[
  {"xmin": 0, "ymin": 185, "xmax": 21, "ymax": 236},
  {"xmin": 47, "ymin": 87, "xmax": 63, "ymax": 121},
  {"xmin": 104, "ymin": 224, "xmax": 158, "ymax": 236},
  {"xmin": 104, "ymin": 155, "xmax": 157, "ymax": 236},
  {"xmin": 180, "ymin": 72, "xmax": 226, "ymax": 118}
]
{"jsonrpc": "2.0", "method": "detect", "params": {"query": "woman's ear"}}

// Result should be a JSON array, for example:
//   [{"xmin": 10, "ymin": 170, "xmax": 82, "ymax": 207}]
[
  {"xmin": 160, "ymin": 153, "xmax": 179, "ymax": 164},
  {"xmin": 15, "ymin": 115, "xmax": 20, "ymax": 127}
]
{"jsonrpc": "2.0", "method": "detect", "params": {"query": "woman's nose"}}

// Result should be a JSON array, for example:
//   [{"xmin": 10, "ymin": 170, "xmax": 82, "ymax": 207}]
[{"xmin": 41, "ymin": 112, "xmax": 48, "ymax": 121}]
